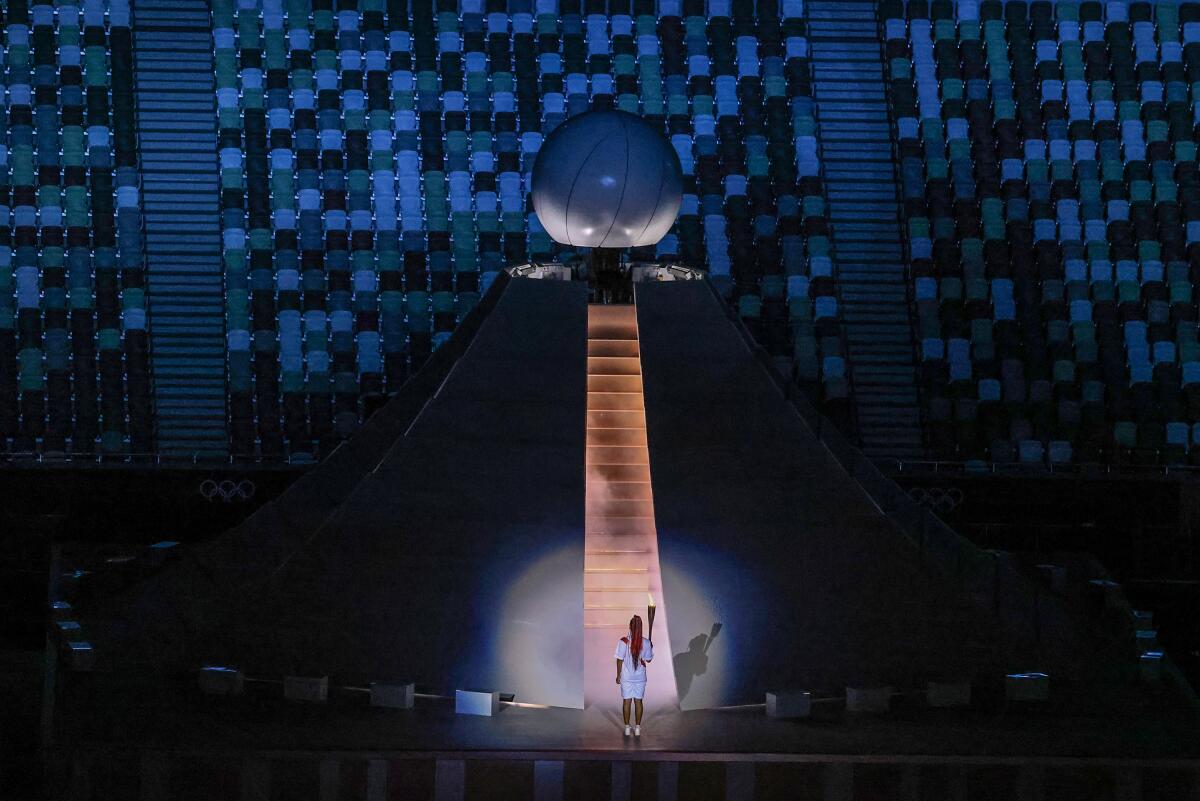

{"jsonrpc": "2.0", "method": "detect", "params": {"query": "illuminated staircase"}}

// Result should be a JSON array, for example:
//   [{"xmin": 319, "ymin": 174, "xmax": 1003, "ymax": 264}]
[{"xmin": 583, "ymin": 305, "xmax": 677, "ymax": 707}]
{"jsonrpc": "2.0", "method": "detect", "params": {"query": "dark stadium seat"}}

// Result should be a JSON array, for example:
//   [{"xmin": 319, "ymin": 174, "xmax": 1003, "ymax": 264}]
[
  {"xmin": 1, "ymin": 0, "xmax": 147, "ymax": 457},
  {"xmin": 885, "ymin": 0, "xmax": 1200, "ymax": 466},
  {"xmin": 207, "ymin": 0, "xmax": 845, "ymax": 457}
]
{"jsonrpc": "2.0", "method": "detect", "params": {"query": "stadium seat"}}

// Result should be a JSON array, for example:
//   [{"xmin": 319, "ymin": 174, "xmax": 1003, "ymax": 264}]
[
  {"xmin": 884, "ymin": 0, "xmax": 1200, "ymax": 466},
  {"xmin": 204, "ymin": 0, "xmax": 844, "ymax": 457},
  {"xmin": 0, "ymin": 0, "xmax": 146, "ymax": 456}
]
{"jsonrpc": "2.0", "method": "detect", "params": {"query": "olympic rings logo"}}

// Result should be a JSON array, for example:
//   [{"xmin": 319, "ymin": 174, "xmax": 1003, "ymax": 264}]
[
  {"xmin": 199, "ymin": 479, "xmax": 257, "ymax": 503},
  {"xmin": 907, "ymin": 486, "xmax": 964, "ymax": 515}
]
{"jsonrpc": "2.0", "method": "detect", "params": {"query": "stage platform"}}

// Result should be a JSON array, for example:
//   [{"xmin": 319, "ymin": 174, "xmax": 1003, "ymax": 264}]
[
  {"xmin": 53, "ymin": 274, "xmax": 1200, "ymax": 801},
  {"xmin": 51, "ymin": 678, "xmax": 1200, "ymax": 801}
]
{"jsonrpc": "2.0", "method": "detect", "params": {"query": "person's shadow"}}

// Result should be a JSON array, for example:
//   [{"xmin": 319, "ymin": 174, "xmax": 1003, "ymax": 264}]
[{"xmin": 673, "ymin": 623, "xmax": 721, "ymax": 702}]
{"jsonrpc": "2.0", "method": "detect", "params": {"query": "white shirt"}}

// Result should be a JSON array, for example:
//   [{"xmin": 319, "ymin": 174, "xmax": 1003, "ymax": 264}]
[{"xmin": 614, "ymin": 635, "xmax": 654, "ymax": 683}]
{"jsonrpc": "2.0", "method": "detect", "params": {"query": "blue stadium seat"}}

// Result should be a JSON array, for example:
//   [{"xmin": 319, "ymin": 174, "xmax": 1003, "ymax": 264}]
[
  {"xmin": 885, "ymin": 0, "xmax": 1200, "ymax": 466},
  {"xmin": 0, "ymin": 0, "xmax": 146, "ymax": 457},
  {"xmin": 209, "ymin": 0, "xmax": 845, "ymax": 457}
]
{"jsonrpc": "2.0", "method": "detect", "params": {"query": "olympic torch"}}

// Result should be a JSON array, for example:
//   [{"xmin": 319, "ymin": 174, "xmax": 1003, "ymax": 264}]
[{"xmin": 647, "ymin": 593, "xmax": 656, "ymax": 643}]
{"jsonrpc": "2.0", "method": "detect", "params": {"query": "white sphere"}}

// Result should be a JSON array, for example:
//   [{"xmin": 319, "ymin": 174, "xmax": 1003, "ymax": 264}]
[{"xmin": 531, "ymin": 110, "xmax": 683, "ymax": 249}]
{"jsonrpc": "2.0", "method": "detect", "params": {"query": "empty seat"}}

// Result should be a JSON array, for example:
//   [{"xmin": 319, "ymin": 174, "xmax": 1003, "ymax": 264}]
[
  {"xmin": 200, "ymin": 0, "xmax": 844, "ymax": 458},
  {"xmin": 0, "ymin": 0, "xmax": 146, "ymax": 455},
  {"xmin": 887, "ymin": 0, "xmax": 1200, "ymax": 466}
]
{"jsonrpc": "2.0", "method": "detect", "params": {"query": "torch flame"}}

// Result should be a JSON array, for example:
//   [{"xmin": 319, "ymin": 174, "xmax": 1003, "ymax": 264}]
[{"xmin": 648, "ymin": 593, "xmax": 655, "ymax": 608}]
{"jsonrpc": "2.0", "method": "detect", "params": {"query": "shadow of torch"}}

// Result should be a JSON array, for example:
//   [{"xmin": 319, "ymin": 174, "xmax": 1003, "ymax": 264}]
[{"xmin": 647, "ymin": 594, "xmax": 656, "ymax": 643}]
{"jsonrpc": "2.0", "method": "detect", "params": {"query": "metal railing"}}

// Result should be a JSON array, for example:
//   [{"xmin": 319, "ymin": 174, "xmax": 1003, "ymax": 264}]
[
  {"xmin": 886, "ymin": 457, "xmax": 1200, "ymax": 480},
  {"xmin": 0, "ymin": 451, "xmax": 312, "ymax": 469}
]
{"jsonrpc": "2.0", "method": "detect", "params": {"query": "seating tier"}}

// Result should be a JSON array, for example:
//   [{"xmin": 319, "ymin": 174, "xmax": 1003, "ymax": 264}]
[
  {"xmin": 884, "ymin": 0, "xmax": 1200, "ymax": 466},
  {"xmin": 0, "ymin": 0, "xmax": 149, "ymax": 457},
  {"xmin": 214, "ymin": 0, "xmax": 844, "ymax": 459}
]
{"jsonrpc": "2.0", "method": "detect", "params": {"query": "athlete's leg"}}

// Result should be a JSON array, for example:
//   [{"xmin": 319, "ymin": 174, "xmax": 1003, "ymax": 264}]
[
  {"xmin": 622, "ymin": 698, "xmax": 632, "ymax": 725},
  {"xmin": 634, "ymin": 699, "xmax": 643, "ymax": 724}
]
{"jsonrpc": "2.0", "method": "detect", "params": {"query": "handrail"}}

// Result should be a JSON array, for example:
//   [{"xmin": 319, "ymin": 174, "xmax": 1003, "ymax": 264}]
[
  {"xmin": 887, "ymin": 457, "xmax": 1200, "ymax": 480},
  {"xmin": 0, "ymin": 451, "xmax": 310, "ymax": 468}
]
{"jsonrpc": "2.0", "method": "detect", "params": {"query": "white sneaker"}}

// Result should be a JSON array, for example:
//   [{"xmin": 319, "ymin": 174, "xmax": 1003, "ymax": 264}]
[
  {"xmin": 624, "ymin": 725, "xmax": 631, "ymax": 736},
  {"xmin": 633, "ymin": 725, "xmax": 641, "ymax": 737}
]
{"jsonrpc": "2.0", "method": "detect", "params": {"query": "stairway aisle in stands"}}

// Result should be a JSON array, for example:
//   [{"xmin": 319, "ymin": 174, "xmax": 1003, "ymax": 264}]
[
  {"xmin": 807, "ymin": 0, "xmax": 925, "ymax": 462},
  {"xmin": 133, "ymin": 0, "xmax": 228, "ymax": 460},
  {"xmin": 583, "ymin": 305, "xmax": 676, "ymax": 709}
]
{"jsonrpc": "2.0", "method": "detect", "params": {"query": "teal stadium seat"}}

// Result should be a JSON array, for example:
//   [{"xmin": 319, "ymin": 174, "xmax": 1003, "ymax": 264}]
[
  {"xmin": 884, "ymin": 0, "xmax": 1200, "ymax": 466},
  {"xmin": 209, "ymin": 0, "xmax": 846, "ymax": 457},
  {"xmin": 0, "ymin": 0, "xmax": 148, "ymax": 457}
]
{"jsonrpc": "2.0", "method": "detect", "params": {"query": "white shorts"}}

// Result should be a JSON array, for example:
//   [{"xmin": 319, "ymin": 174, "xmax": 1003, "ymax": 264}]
[{"xmin": 620, "ymin": 679, "xmax": 647, "ymax": 700}]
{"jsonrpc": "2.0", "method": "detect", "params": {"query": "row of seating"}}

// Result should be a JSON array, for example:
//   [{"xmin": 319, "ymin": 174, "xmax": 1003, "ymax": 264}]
[
  {"xmin": 885, "ymin": 0, "xmax": 1200, "ymax": 465},
  {"xmin": 215, "ymin": 0, "xmax": 845, "ymax": 458},
  {"xmin": 0, "ymin": 0, "xmax": 149, "ymax": 455}
]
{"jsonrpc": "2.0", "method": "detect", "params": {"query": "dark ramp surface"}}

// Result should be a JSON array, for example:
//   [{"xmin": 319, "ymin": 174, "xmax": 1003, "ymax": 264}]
[
  {"xmin": 85, "ymin": 277, "xmax": 590, "ymax": 708},
  {"xmin": 636, "ymin": 281, "xmax": 1001, "ymax": 709}
]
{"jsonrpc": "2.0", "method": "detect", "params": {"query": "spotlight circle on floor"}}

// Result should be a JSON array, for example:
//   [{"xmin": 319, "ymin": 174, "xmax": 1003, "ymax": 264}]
[{"xmin": 531, "ymin": 110, "xmax": 683, "ymax": 249}]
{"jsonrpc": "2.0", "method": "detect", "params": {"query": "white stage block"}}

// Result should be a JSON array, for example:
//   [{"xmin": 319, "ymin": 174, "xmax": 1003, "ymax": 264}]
[
  {"xmin": 766, "ymin": 691, "xmax": 811, "ymax": 719},
  {"xmin": 456, "ymin": 689, "xmax": 499, "ymax": 716},
  {"xmin": 145, "ymin": 541, "xmax": 180, "ymax": 567},
  {"xmin": 846, "ymin": 686, "xmax": 893, "ymax": 713},
  {"xmin": 55, "ymin": 620, "xmax": 85, "ymax": 642},
  {"xmin": 198, "ymin": 666, "xmax": 244, "ymax": 696},
  {"xmin": 1140, "ymin": 651, "xmax": 1163, "ymax": 683},
  {"xmin": 370, "ymin": 681, "xmax": 415, "ymax": 709},
  {"xmin": 66, "ymin": 641, "xmax": 96, "ymax": 671},
  {"xmin": 1006, "ymin": 672, "xmax": 1049, "ymax": 702},
  {"xmin": 284, "ymin": 675, "xmax": 329, "ymax": 703},
  {"xmin": 926, "ymin": 680, "xmax": 971, "ymax": 708},
  {"xmin": 1035, "ymin": 564, "xmax": 1068, "ymax": 594},
  {"xmin": 1088, "ymin": 579, "xmax": 1122, "ymax": 610}
]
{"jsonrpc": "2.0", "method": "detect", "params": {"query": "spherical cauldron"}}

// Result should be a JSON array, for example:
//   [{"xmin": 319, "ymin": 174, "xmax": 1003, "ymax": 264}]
[{"xmin": 530, "ymin": 110, "xmax": 683, "ymax": 249}]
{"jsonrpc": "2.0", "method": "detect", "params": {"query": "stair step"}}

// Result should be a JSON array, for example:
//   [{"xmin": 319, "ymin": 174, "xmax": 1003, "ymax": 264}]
[
  {"xmin": 587, "ymin": 392, "xmax": 645, "ymax": 412},
  {"xmin": 586, "ymin": 498, "xmax": 655, "ymax": 517},
  {"xmin": 810, "ymin": 14, "xmax": 924, "ymax": 461},
  {"xmin": 588, "ymin": 355, "xmax": 642, "ymax": 376},
  {"xmin": 586, "ymin": 427, "xmax": 649, "ymax": 449},
  {"xmin": 587, "ymin": 409, "xmax": 647, "ymax": 429},
  {"xmin": 586, "ymin": 549, "xmax": 652, "ymax": 555},
  {"xmin": 586, "ymin": 551, "xmax": 654, "ymax": 571},
  {"xmin": 135, "ymin": 7, "xmax": 227, "ymax": 458},
  {"xmin": 583, "ymin": 510, "xmax": 655, "ymax": 529},
  {"xmin": 588, "ymin": 339, "xmax": 640, "ymax": 358},
  {"xmin": 584, "ymin": 533, "xmax": 658, "ymax": 553},
  {"xmin": 583, "ymin": 305, "xmax": 670, "ymax": 695}
]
